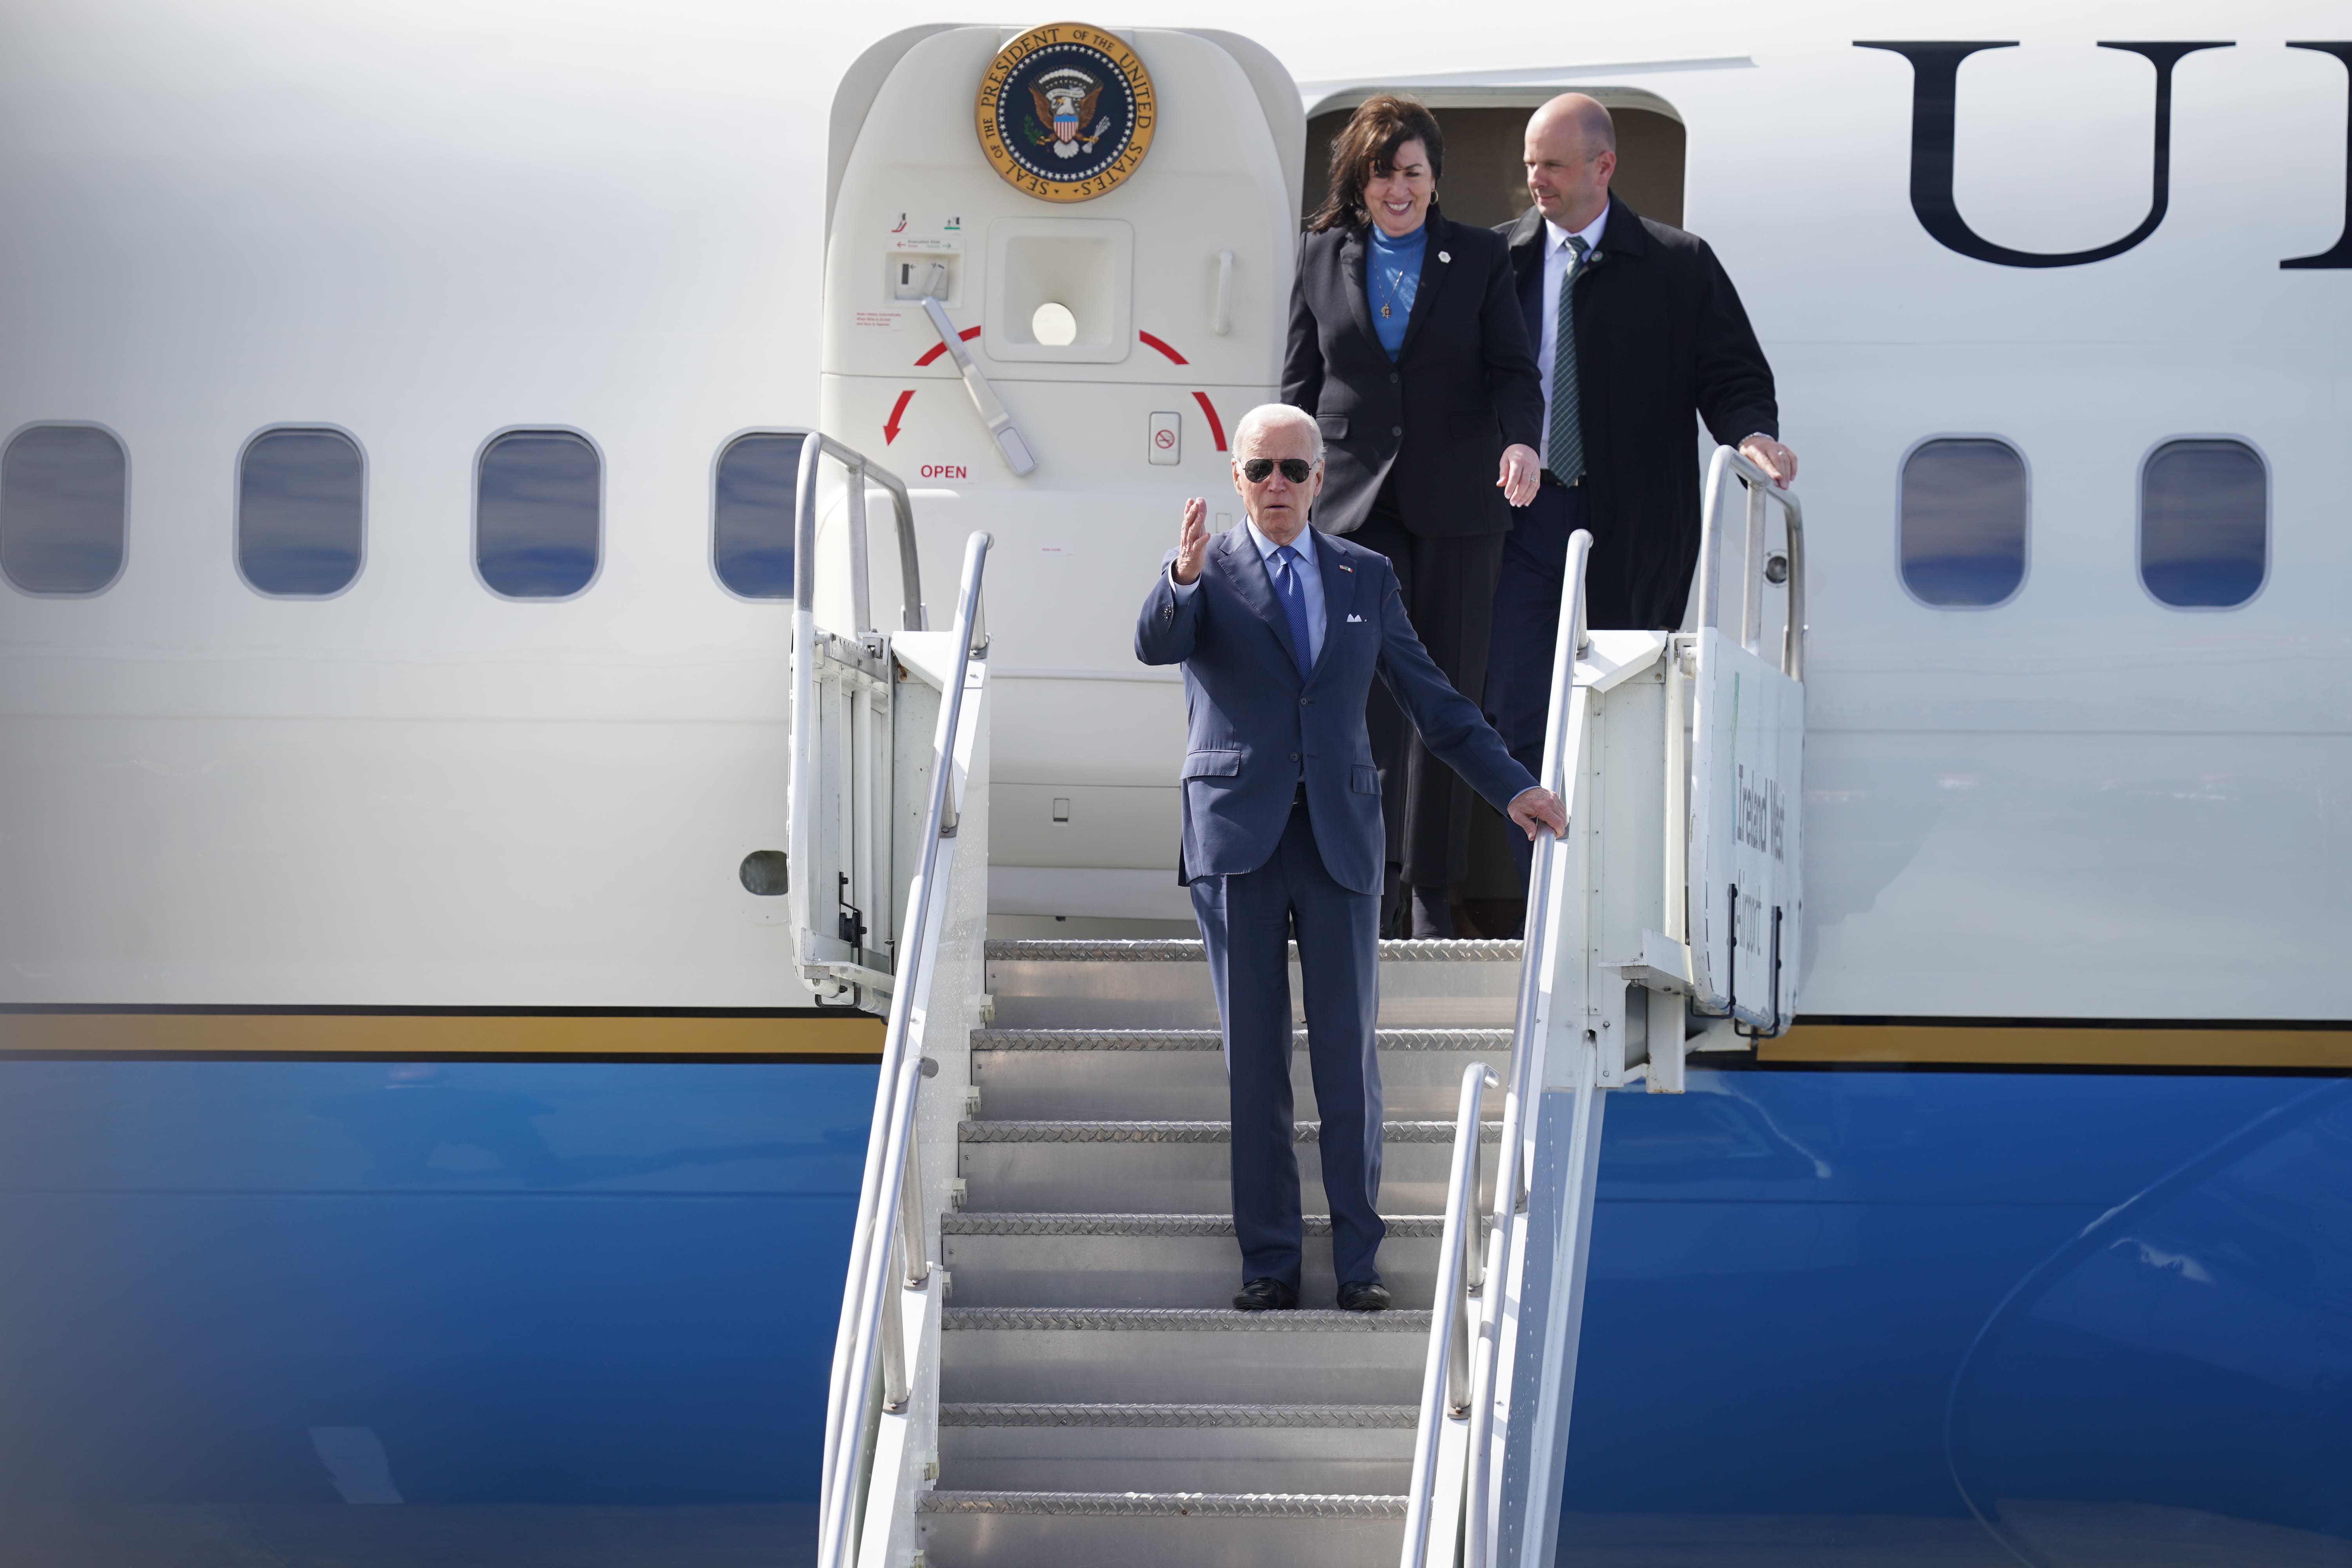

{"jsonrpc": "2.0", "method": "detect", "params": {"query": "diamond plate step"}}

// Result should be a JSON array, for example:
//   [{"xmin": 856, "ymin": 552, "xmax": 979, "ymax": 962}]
[
  {"xmin": 940, "ymin": 1306, "xmax": 1430, "ymax": 1405},
  {"xmin": 971, "ymin": 1026, "xmax": 1509, "ymax": 1119},
  {"xmin": 938, "ymin": 1213, "xmax": 1443, "ymax": 1309},
  {"xmin": 984, "ymin": 937, "xmax": 1520, "ymax": 1029},
  {"xmin": 937, "ymin": 1401, "xmax": 1416, "ymax": 1495},
  {"xmin": 957, "ymin": 1116, "xmax": 1499, "ymax": 1214},
  {"xmin": 917, "ymin": 1489, "xmax": 1406, "ymax": 1568}
]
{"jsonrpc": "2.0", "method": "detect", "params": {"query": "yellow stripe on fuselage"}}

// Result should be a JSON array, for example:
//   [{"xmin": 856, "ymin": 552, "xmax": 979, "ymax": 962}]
[
  {"xmin": 0, "ymin": 1011, "xmax": 885, "ymax": 1058},
  {"xmin": 1765, "ymin": 1022, "xmax": 2352, "ymax": 1070}
]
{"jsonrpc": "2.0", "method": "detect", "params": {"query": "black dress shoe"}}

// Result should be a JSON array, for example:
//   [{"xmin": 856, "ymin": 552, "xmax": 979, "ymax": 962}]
[
  {"xmin": 1232, "ymin": 1277, "xmax": 1299, "ymax": 1312},
  {"xmin": 1337, "ymin": 1279, "xmax": 1392, "ymax": 1312}
]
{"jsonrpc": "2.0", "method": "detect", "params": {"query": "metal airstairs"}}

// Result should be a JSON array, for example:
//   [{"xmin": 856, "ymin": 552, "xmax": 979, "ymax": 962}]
[{"xmin": 798, "ymin": 445, "xmax": 1806, "ymax": 1566}]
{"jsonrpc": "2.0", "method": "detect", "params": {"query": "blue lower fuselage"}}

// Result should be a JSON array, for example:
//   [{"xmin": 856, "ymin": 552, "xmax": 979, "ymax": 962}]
[{"xmin": 1, "ymin": 1059, "xmax": 2343, "ymax": 1565}]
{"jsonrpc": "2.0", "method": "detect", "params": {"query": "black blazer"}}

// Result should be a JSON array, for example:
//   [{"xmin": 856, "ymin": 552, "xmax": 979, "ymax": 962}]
[
  {"xmin": 1503, "ymin": 194, "xmax": 1779, "ymax": 628},
  {"xmin": 1281, "ymin": 212, "xmax": 1542, "ymax": 539}
]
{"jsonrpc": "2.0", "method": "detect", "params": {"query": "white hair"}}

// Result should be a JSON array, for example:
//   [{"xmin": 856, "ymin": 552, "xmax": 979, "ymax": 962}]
[{"xmin": 1231, "ymin": 403, "xmax": 1323, "ymax": 464}]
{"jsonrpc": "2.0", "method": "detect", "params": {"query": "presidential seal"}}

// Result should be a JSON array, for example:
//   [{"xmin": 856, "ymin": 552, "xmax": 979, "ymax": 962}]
[{"xmin": 975, "ymin": 24, "xmax": 1155, "ymax": 203}]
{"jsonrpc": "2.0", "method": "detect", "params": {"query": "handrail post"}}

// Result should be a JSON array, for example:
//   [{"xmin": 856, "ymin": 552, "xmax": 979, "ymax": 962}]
[
  {"xmin": 865, "ymin": 466, "xmax": 928, "ymax": 633},
  {"xmin": 1740, "ymin": 480, "xmax": 1767, "ymax": 656},
  {"xmin": 879, "ymin": 1228, "xmax": 911, "ymax": 1415},
  {"xmin": 1781, "ymin": 496, "xmax": 1807, "ymax": 682},
  {"xmin": 898, "ymin": 1114, "xmax": 931, "ymax": 1290},
  {"xmin": 847, "ymin": 459, "xmax": 874, "ymax": 637}
]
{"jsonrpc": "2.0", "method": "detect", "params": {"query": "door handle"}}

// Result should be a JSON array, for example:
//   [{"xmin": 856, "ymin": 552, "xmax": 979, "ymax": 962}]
[{"xmin": 920, "ymin": 267, "xmax": 1038, "ymax": 477}]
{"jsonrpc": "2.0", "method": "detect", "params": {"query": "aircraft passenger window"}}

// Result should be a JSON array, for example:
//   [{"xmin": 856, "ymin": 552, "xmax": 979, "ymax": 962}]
[
  {"xmin": 238, "ymin": 428, "xmax": 364, "ymax": 596},
  {"xmin": 476, "ymin": 430, "xmax": 600, "ymax": 599},
  {"xmin": 1, "ymin": 424, "xmax": 126, "ymax": 595},
  {"xmin": 713, "ymin": 432, "xmax": 804, "ymax": 599},
  {"xmin": 2140, "ymin": 439, "xmax": 2266, "ymax": 609},
  {"xmin": 1899, "ymin": 439, "xmax": 2028, "ymax": 607}
]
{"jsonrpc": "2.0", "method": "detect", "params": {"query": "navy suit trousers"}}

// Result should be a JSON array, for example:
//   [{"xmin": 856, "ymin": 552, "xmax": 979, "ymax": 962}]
[
  {"xmin": 1190, "ymin": 799, "xmax": 1385, "ymax": 1289},
  {"xmin": 1487, "ymin": 482, "xmax": 1593, "ymax": 882}
]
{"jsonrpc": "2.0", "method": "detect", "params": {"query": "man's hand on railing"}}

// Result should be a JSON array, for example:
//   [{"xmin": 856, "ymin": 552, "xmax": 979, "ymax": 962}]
[
  {"xmin": 1738, "ymin": 433, "xmax": 1798, "ymax": 488},
  {"xmin": 1507, "ymin": 786, "xmax": 1568, "ymax": 840}
]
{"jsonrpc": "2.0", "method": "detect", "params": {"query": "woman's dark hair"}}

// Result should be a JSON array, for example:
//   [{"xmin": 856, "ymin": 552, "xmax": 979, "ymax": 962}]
[{"xmin": 1308, "ymin": 95, "xmax": 1445, "ymax": 232}]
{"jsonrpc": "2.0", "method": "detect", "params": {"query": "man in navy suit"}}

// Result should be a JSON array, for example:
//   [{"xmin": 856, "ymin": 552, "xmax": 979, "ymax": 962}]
[{"xmin": 1136, "ymin": 405, "xmax": 1566, "ymax": 1312}]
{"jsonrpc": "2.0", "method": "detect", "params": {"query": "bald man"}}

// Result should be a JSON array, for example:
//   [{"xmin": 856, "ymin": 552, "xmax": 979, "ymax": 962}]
[{"xmin": 1488, "ymin": 94, "xmax": 1791, "ymax": 862}]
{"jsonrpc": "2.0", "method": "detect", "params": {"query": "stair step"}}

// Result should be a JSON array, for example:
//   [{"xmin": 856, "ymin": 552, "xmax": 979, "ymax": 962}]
[
  {"xmin": 936, "ymin": 1403, "xmax": 1415, "ymax": 1494},
  {"xmin": 984, "ymin": 938, "xmax": 1520, "ymax": 963},
  {"xmin": 917, "ymin": 1489, "xmax": 1406, "ymax": 1567},
  {"xmin": 942, "ymin": 1400, "xmax": 1417, "ymax": 1426},
  {"xmin": 941, "ymin": 1308, "xmax": 1429, "ymax": 1404},
  {"xmin": 939, "ymin": 1214, "xmax": 1444, "ymax": 1309},
  {"xmin": 985, "ymin": 937, "xmax": 1520, "ymax": 1029},
  {"xmin": 972, "ymin": 1027, "xmax": 1509, "ymax": 1119},
  {"xmin": 957, "ymin": 1118, "xmax": 1498, "ymax": 1214}
]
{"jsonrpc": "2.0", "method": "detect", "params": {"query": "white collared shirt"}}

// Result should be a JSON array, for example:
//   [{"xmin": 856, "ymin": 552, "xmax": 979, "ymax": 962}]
[
  {"xmin": 1167, "ymin": 517, "xmax": 1327, "ymax": 664},
  {"xmin": 1536, "ymin": 205, "xmax": 1609, "ymax": 470}
]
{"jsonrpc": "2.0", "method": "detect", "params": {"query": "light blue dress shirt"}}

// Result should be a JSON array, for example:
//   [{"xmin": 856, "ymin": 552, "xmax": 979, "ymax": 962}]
[{"xmin": 1167, "ymin": 519, "xmax": 1327, "ymax": 665}]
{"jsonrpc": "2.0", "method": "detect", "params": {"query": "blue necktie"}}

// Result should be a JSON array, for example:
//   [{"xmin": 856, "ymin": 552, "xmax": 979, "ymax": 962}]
[{"xmin": 1269, "ymin": 545, "xmax": 1314, "ymax": 678}]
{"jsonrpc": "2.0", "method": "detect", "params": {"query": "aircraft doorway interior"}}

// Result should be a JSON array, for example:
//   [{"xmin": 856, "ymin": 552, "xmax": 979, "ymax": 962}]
[
  {"xmin": 1302, "ymin": 90, "xmax": 1688, "ymax": 930},
  {"xmin": 1302, "ymin": 92, "xmax": 1687, "ymax": 229}
]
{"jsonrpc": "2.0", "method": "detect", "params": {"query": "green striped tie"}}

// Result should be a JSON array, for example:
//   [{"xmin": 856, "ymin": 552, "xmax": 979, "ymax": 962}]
[{"xmin": 1548, "ymin": 235, "xmax": 1589, "ymax": 483}]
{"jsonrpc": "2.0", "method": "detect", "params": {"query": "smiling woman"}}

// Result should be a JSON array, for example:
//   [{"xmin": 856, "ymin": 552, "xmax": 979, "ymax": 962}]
[{"xmin": 1281, "ymin": 94, "xmax": 1544, "ymax": 936}]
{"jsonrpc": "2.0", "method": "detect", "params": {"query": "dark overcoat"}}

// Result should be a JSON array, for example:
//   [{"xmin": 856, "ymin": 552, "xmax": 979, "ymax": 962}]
[
  {"xmin": 1281, "ymin": 211, "xmax": 1543, "ymax": 539},
  {"xmin": 1502, "ymin": 194, "xmax": 1779, "ymax": 628}
]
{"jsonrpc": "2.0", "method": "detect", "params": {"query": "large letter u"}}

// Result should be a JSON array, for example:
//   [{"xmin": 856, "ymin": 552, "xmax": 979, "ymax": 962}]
[{"xmin": 1857, "ymin": 41, "xmax": 2230, "ymax": 268}]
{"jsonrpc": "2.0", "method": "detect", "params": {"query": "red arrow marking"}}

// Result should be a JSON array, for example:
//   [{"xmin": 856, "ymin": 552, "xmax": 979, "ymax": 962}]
[
  {"xmin": 1138, "ymin": 330, "xmax": 1188, "ymax": 365},
  {"xmin": 914, "ymin": 325, "xmax": 983, "ymax": 368},
  {"xmin": 1192, "ymin": 392, "xmax": 1227, "ymax": 452},
  {"xmin": 883, "ymin": 389, "xmax": 915, "ymax": 445}
]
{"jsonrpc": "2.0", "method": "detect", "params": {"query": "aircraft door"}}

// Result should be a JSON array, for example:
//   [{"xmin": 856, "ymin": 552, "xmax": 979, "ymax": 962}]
[{"xmin": 822, "ymin": 24, "xmax": 1302, "ymax": 921}]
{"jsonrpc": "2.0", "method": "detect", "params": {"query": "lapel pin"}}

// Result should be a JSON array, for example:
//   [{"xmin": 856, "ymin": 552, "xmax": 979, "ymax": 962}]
[{"xmin": 1437, "ymin": 250, "xmax": 1450, "ymax": 262}]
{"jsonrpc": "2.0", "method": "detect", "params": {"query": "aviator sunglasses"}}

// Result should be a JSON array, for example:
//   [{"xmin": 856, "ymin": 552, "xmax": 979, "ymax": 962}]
[{"xmin": 1240, "ymin": 457, "xmax": 1317, "ymax": 484}]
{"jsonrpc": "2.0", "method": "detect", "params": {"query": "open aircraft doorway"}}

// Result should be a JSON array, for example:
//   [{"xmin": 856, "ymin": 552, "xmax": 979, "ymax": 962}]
[
  {"xmin": 1302, "ymin": 88, "xmax": 1687, "ymax": 230},
  {"xmin": 1301, "ymin": 80, "xmax": 1690, "ymax": 937}
]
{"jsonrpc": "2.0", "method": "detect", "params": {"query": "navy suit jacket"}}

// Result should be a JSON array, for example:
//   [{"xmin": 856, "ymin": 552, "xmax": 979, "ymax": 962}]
[{"xmin": 1135, "ymin": 524, "xmax": 1537, "ymax": 896}]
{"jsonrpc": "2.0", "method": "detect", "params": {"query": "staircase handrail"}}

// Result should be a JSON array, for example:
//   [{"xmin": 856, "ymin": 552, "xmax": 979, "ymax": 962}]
[
  {"xmin": 793, "ymin": 430, "xmax": 928, "ymax": 638},
  {"xmin": 816, "ymin": 531, "xmax": 991, "ymax": 1568},
  {"xmin": 1694, "ymin": 445, "xmax": 1806, "ymax": 681},
  {"xmin": 787, "ymin": 435, "xmax": 931, "ymax": 999},
  {"xmin": 1402, "ymin": 529, "xmax": 1593, "ymax": 1568},
  {"xmin": 1472, "ymin": 526, "xmax": 1593, "ymax": 1568},
  {"xmin": 1401, "ymin": 1060, "xmax": 1500, "ymax": 1565}
]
